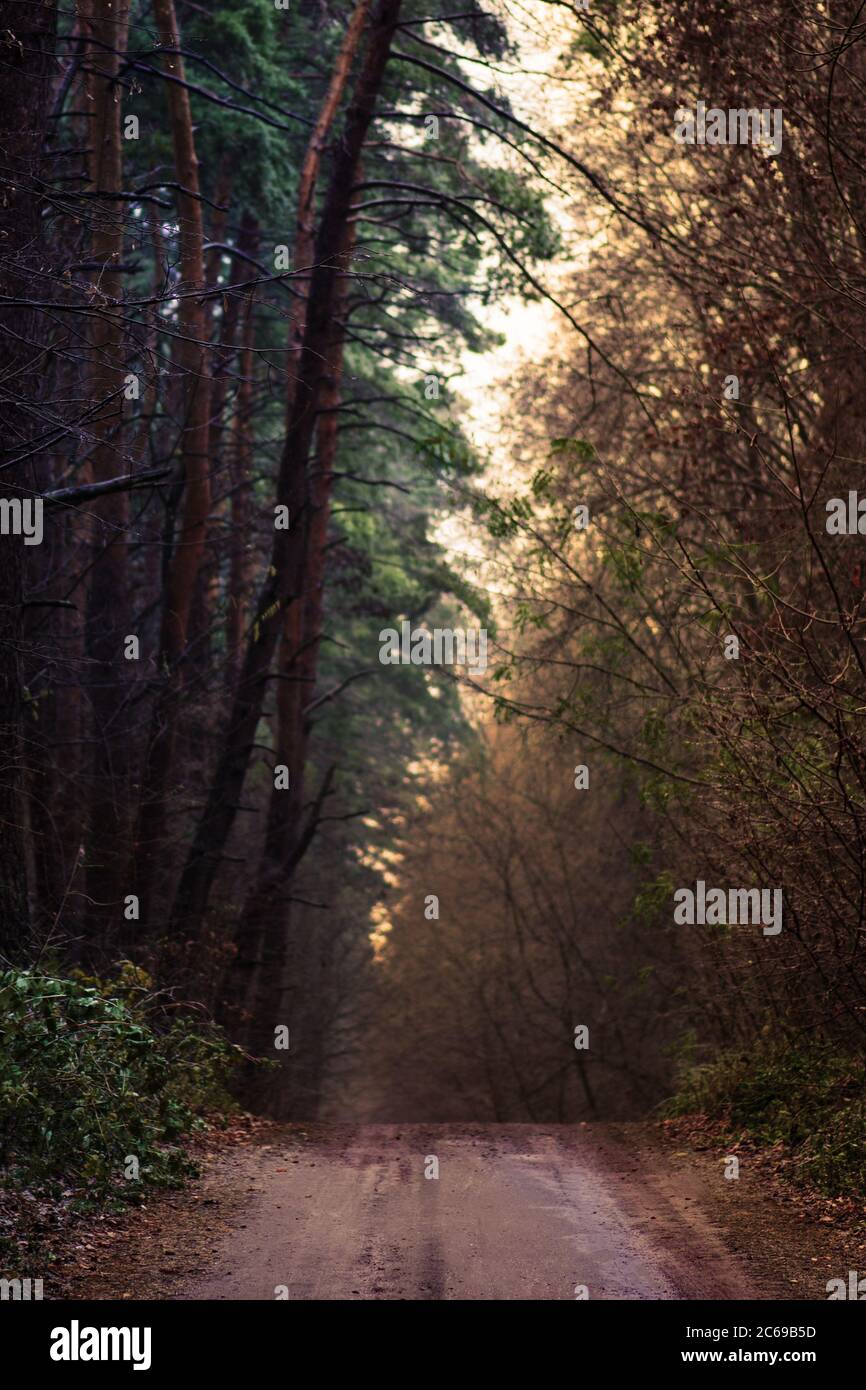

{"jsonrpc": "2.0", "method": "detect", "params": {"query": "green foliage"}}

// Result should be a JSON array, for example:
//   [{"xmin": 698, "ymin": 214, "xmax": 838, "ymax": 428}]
[
  {"xmin": 667, "ymin": 1041, "xmax": 866, "ymax": 1197},
  {"xmin": 0, "ymin": 968, "xmax": 239, "ymax": 1196},
  {"xmin": 631, "ymin": 869, "xmax": 674, "ymax": 924},
  {"xmin": 641, "ymin": 708, "xmax": 668, "ymax": 753},
  {"xmin": 550, "ymin": 437, "xmax": 596, "ymax": 464},
  {"xmin": 602, "ymin": 533, "xmax": 644, "ymax": 592}
]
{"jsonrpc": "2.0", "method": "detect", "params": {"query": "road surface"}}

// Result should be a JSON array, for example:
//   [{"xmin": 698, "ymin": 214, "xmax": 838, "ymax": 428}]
[{"xmin": 179, "ymin": 1124, "xmax": 761, "ymax": 1300}]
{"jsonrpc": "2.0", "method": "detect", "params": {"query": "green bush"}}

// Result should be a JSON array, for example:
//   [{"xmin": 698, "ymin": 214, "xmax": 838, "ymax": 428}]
[
  {"xmin": 666, "ymin": 1039, "xmax": 866, "ymax": 1196},
  {"xmin": 0, "ymin": 965, "xmax": 239, "ymax": 1195}
]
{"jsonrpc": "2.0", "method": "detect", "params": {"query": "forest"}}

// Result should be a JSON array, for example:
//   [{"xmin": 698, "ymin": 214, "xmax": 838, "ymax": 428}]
[{"xmin": 1, "ymin": 0, "xmax": 865, "ymax": 1225}]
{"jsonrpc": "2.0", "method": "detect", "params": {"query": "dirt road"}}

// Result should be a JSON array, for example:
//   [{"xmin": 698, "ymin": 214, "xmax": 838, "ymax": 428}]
[{"xmin": 178, "ymin": 1124, "xmax": 769, "ymax": 1301}]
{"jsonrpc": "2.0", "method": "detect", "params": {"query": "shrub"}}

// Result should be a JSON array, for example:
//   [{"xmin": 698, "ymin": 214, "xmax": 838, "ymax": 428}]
[
  {"xmin": 666, "ymin": 1039, "xmax": 866, "ymax": 1196},
  {"xmin": 0, "ymin": 965, "xmax": 239, "ymax": 1196}
]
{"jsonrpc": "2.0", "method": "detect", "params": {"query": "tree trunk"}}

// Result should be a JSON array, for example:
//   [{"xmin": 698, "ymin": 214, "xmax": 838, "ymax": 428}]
[
  {"xmin": 225, "ymin": 217, "xmax": 261, "ymax": 686},
  {"xmin": 171, "ymin": 0, "xmax": 402, "ymax": 960},
  {"xmin": 77, "ymin": 0, "xmax": 133, "ymax": 949},
  {"xmin": 222, "ymin": 2, "xmax": 372, "ymax": 1047},
  {"xmin": 0, "ymin": 0, "xmax": 58, "ymax": 959},
  {"xmin": 227, "ymin": 226, "xmax": 353, "ymax": 1075},
  {"xmin": 132, "ymin": 0, "xmax": 211, "ymax": 922}
]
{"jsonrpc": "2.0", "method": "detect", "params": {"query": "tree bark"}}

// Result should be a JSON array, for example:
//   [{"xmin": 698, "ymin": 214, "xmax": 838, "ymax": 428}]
[
  {"xmin": 0, "ymin": 1, "xmax": 58, "ymax": 959},
  {"xmin": 221, "ymin": 1, "xmax": 373, "ymax": 1044},
  {"xmin": 226, "ymin": 226, "xmax": 353, "ymax": 1068},
  {"xmin": 171, "ymin": 0, "xmax": 402, "ymax": 957},
  {"xmin": 132, "ymin": 0, "xmax": 211, "ymax": 921},
  {"xmin": 225, "ymin": 217, "xmax": 261, "ymax": 687},
  {"xmin": 77, "ymin": 0, "xmax": 133, "ymax": 947}
]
